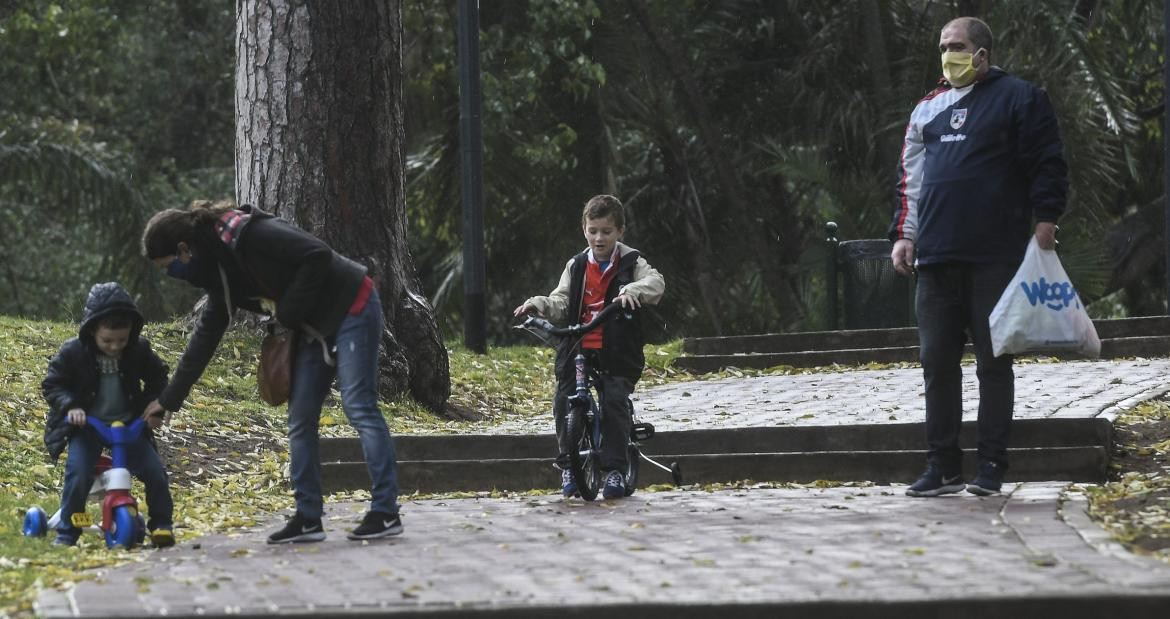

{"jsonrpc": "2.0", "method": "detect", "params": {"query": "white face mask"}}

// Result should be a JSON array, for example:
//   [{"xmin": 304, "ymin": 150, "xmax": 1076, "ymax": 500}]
[{"xmin": 941, "ymin": 49, "xmax": 984, "ymax": 87}]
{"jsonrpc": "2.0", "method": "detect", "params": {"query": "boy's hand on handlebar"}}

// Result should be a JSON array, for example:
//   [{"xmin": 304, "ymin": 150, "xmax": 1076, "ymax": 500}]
[
  {"xmin": 67, "ymin": 408, "xmax": 86, "ymax": 426},
  {"xmin": 513, "ymin": 301, "xmax": 536, "ymax": 317},
  {"xmin": 615, "ymin": 293, "xmax": 640, "ymax": 310}
]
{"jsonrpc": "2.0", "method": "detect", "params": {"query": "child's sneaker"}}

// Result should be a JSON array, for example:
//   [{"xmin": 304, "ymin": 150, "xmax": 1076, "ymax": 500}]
[
  {"xmin": 52, "ymin": 533, "xmax": 78, "ymax": 546},
  {"xmin": 602, "ymin": 470, "xmax": 625, "ymax": 500},
  {"xmin": 150, "ymin": 527, "xmax": 175, "ymax": 548},
  {"xmin": 266, "ymin": 513, "xmax": 326, "ymax": 544},
  {"xmin": 346, "ymin": 511, "xmax": 403, "ymax": 540},
  {"xmin": 561, "ymin": 468, "xmax": 578, "ymax": 497}
]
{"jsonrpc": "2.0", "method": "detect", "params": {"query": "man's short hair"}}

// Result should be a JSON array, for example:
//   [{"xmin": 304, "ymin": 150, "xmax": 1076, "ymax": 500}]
[
  {"xmin": 581, "ymin": 194, "xmax": 625, "ymax": 228},
  {"xmin": 947, "ymin": 17, "xmax": 993, "ymax": 54},
  {"xmin": 96, "ymin": 312, "xmax": 134, "ymax": 331}
]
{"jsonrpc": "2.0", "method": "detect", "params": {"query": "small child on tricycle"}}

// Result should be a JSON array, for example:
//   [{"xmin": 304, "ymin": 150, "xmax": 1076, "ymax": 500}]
[{"xmin": 38, "ymin": 282, "xmax": 174, "ymax": 548}]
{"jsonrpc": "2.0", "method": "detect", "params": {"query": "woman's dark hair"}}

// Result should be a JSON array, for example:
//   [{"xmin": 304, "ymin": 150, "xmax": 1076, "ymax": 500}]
[{"xmin": 141, "ymin": 199, "xmax": 235, "ymax": 259}]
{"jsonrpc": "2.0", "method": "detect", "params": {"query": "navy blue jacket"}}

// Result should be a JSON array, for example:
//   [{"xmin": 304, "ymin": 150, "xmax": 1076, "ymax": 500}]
[
  {"xmin": 41, "ymin": 283, "xmax": 169, "ymax": 462},
  {"xmin": 888, "ymin": 68, "xmax": 1068, "ymax": 265}
]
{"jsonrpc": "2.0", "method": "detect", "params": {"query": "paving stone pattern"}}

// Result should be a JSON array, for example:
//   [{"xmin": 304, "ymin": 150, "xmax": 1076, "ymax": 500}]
[
  {"xmin": 36, "ymin": 483, "xmax": 1170, "ymax": 617},
  {"xmin": 491, "ymin": 359, "xmax": 1170, "ymax": 434},
  {"xmin": 35, "ymin": 358, "xmax": 1170, "ymax": 616}
]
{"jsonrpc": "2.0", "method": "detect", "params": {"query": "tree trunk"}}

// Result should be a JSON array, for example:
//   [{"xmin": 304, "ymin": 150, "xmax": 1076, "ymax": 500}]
[{"xmin": 235, "ymin": 0, "xmax": 450, "ymax": 412}]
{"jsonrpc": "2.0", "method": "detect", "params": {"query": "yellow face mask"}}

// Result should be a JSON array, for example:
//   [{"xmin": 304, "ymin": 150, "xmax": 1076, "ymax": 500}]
[{"xmin": 941, "ymin": 49, "xmax": 983, "ymax": 87}]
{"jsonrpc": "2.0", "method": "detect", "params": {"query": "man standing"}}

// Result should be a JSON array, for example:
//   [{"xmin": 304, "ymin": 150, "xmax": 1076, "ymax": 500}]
[{"xmin": 889, "ymin": 17, "xmax": 1067, "ymax": 497}]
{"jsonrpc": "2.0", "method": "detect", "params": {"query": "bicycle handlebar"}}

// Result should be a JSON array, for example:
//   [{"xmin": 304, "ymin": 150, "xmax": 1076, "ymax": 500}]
[
  {"xmin": 515, "ymin": 302, "xmax": 624, "ymax": 338},
  {"xmin": 85, "ymin": 417, "xmax": 147, "ymax": 447}
]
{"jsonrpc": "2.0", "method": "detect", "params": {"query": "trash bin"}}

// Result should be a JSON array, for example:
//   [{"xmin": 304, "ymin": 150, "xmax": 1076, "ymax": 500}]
[{"xmin": 825, "ymin": 222, "xmax": 915, "ymax": 330}]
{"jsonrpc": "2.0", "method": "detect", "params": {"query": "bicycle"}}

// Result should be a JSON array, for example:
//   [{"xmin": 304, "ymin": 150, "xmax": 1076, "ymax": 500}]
[
  {"xmin": 23, "ymin": 417, "xmax": 149, "ymax": 549},
  {"xmin": 516, "ymin": 303, "xmax": 683, "ymax": 501}
]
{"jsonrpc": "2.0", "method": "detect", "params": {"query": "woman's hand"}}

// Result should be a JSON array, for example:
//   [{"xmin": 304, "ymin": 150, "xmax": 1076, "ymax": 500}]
[
  {"xmin": 143, "ymin": 399, "xmax": 169, "ymax": 428},
  {"xmin": 67, "ymin": 408, "xmax": 86, "ymax": 426},
  {"xmin": 513, "ymin": 301, "xmax": 535, "ymax": 317}
]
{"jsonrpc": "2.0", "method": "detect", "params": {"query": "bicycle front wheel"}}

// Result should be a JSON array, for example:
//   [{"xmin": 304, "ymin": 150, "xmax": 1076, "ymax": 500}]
[
  {"xmin": 568, "ymin": 407, "xmax": 600, "ymax": 501},
  {"xmin": 105, "ymin": 505, "xmax": 139, "ymax": 549},
  {"xmin": 624, "ymin": 443, "xmax": 640, "ymax": 497}
]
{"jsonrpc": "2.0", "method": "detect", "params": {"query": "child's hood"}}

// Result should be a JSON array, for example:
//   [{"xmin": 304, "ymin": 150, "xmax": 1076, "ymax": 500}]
[{"xmin": 79, "ymin": 282, "xmax": 145, "ymax": 345}]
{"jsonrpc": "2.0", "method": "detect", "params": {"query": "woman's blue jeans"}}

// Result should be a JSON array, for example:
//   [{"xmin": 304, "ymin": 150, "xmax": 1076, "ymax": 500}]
[{"xmin": 286, "ymin": 288, "xmax": 399, "ymax": 519}]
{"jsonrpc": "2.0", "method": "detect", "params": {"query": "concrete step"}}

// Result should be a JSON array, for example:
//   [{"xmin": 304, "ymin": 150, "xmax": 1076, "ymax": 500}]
[
  {"xmin": 671, "ymin": 334, "xmax": 1170, "ymax": 373},
  {"xmin": 320, "ymin": 417, "xmax": 1111, "ymax": 462},
  {"xmin": 321, "ymin": 445, "xmax": 1108, "ymax": 494},
  {"xmin": 682, "ymin": 316, "xmax": 1170, "ymax": 356}
]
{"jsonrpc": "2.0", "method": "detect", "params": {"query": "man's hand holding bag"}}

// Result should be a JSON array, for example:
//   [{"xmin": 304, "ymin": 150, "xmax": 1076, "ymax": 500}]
[{"xmin": 988, "ymin": 237, "xmax": 1100, "ymax": 358}]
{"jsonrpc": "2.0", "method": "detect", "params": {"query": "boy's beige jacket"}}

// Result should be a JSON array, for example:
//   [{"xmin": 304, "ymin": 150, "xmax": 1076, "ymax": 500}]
[{"xmin": 524, "ymin": 242, "xmax": 665, "ymax": 325}]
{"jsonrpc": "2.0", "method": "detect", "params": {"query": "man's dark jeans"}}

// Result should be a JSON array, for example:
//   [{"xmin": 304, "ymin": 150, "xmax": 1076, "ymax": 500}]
[{"xmin": 916, "ymin": 261, "xmax": 1018, "ymax": 471}]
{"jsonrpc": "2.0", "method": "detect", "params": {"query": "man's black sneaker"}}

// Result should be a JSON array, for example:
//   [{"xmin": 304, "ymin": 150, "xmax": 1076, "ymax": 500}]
[
  {"xmin": 967, "ymin": 460, "xmax": 1006, "ymax": 496},
  {"xmin": 267, "ymin": 513, "xmax": 326, "ymax": 544},
  {"xmin": 905, "ymin": 464, "xmax": 965, "ymax": 497},
  {"xmin": 347, "ymin": 511, "xmax": 403, "ymax": 540}
]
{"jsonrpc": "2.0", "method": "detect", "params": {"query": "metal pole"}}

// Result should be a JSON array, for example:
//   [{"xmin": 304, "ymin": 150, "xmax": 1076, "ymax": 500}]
[
  {"xmin": 825, "ymin": 221, "xmax": 839, "ymax": 330},
  {"xmin": 458, "ymin": 0, "xmax": 487, "ymax": 353},
  {"xmin": 1164, "ymin": 0, "xmax": 1170, "ymax": 313}
]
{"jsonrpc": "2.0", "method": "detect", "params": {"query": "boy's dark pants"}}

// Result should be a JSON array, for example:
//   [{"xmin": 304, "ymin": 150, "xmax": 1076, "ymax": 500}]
[
  {"xmin": 916, "ymin": 262, "xmax": 1017, "ymax": 472},
  {"xmin": 57, "ymin": 429, "xmax": 174, "ymax": 540},
  {"xmin": 552, "ymin": 351, "xmax": 634, "ymax": 472}
]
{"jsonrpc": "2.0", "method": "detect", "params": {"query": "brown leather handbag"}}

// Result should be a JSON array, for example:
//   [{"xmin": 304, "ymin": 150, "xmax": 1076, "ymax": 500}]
[{"xmin": 258, "ymin": 322, "xmax": 295, "ymax": 406}]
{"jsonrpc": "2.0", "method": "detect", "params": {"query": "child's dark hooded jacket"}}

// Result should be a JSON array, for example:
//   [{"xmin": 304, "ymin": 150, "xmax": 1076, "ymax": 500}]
[{"xmin": 41, "ymin": 282, "xmax": 169, "ymax": 462}]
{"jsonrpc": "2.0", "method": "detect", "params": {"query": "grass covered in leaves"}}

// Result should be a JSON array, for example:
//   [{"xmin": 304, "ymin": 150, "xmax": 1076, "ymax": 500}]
[{"xmin": 1083, "ymin": 397, "xmax": 1170, "ymax": 561}]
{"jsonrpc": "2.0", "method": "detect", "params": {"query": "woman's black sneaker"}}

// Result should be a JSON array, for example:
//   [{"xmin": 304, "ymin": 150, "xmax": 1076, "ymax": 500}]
[
  {"xmin": 347, "ymin": 511, "xmax": 403, "ymax": 540},
  {"xmin": 267, "ymin": 513, "xmax": 326, "ymax": 544}
]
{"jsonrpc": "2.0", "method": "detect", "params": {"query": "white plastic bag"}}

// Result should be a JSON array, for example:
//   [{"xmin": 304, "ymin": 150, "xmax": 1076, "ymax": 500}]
[{"xmin": 989, "ymin": 237, "xmax": 1101, "ymax": 358}]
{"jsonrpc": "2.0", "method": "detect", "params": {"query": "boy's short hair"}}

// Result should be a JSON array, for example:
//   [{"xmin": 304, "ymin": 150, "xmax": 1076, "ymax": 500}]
[
  {"xmin": 96, "ymin": 312, "xmax": 134, "ymax": 331},
  {"xmin": 581, "ymin": 195, "xmax": 625, "ymax": 228}
]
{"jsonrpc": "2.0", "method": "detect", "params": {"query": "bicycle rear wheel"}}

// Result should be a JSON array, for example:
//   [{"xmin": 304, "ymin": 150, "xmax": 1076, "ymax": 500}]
[{"xmin": 567, "ymin": 407, "xmax": 600, "ymax": 501}]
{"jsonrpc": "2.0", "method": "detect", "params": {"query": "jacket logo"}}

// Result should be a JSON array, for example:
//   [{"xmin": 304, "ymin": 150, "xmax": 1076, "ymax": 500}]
[{"xmin": 950, "ymin": 108, "xmax": 968, "ymax": 130}]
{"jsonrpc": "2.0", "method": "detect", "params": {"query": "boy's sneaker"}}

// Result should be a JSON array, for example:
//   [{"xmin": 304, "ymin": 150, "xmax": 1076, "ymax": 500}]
[
  {"xmin": 266, "ymin": 513, "xmax": 326, "ymax": 544},
  {"xmin": 967, "ymin": 460, "xmax": 1006, "ymax": 496},
  {"xmin": 150, "ymin": 527, "xmax": 175, "ymax": 548},
  {"xmin": 602, "ymin": 470, "xmax": 625, "ymax": 500},
  {"xmin": 347, "ymin": 511, "xmax": 403, "ymax": 540},
  {"xmin": 52, "ymin": 533, "xmax": 78, "ymax": 547},
  {"xmin": 905, "ymin": 464, "xmax": 965, "ymax": 497},
  {"xmin": 561, "ymin": 468, "xmax": 578, "ymax": 497}
]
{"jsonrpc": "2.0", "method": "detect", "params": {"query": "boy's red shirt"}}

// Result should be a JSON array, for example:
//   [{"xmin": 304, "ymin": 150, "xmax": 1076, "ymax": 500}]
[{"xmin": 580, "ymin": 253, "xmax": 620, "ymax": 349}]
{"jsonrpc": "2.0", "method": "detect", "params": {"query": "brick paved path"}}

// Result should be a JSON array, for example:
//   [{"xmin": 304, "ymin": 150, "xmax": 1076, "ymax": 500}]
[
  {"xmin": 35, "ymin": 358, "xmax": 1170, "ymax": 616},
  {"xmin": 490, "ymin": 358, "xmax": 1170, "ymax": 434},
  {"xmin": 36, "ymin": 483, "xmax": 1170, "ymax": 617}
]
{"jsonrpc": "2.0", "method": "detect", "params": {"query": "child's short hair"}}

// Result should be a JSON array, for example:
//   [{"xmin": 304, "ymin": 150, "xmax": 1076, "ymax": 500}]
[
  {"xmin": 96, "ymin": 312, "xmax": 134, "ymax": 331},
  {"xmin": 581, "ymin": 195, "xmax": 625, "ymax": 228}
]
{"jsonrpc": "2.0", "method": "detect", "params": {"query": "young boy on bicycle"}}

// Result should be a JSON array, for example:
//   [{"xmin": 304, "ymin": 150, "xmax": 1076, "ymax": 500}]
[
  {"xmin": 41, "ymin": 282, "xmax": 174, "ymax": 547},
  {"xmin": 514, "ymin": 195, "xmax": 665, "ymax": 499}
]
